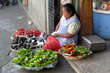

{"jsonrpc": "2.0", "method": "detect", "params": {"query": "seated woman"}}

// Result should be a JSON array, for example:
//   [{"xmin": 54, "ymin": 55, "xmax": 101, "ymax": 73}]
[{"xmin": 42, "ymin": 3, "xmax": 81, "ymax": 51}]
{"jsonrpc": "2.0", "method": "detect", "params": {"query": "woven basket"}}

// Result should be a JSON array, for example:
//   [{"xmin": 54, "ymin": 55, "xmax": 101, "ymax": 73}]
[{"xmin": 61, "ymin": 53, "xmax": 87, "ymax": 60}]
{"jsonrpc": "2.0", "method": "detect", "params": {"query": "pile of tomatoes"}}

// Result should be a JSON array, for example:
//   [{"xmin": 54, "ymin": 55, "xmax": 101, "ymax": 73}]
[
  {"xmin": 13, "ymin": 28, "xmax": 41, "ymax": 39},
  {"xmin": 62, "ymin": 43, "xmax": 77, "ymax": 54}
]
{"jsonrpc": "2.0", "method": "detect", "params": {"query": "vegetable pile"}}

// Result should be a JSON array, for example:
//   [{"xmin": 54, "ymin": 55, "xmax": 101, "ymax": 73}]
[
  {"xmin": 13, "ymin": 28, "xmax": 41, "ymax": 39},
  {"xmin": 11, "ymin": 34, "xmax": 46, "ymax": 50},
  {"xmin": 59, "ymin": 43, "xmax": 92, "ymax": 58},
  {"xmin": 62, "ymin": 44, "xmax": 76, "ymax": 54},
  {"xmin": 11, "ymin": 48, "xmax": 59, "ymax": 67}
]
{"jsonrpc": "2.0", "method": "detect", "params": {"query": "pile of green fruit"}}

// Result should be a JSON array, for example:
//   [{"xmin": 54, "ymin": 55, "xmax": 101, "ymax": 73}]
[{"xmin": 11, "ymin": 48, "xmax": 59, "ymax": 67}]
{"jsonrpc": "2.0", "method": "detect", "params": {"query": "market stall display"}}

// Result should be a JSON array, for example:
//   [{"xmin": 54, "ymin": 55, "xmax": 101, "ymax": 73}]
[
  {"xmin": 11, "ymin": 48, "xmax": 59, "ymax": 71},
  {"xmin": 59, "ymin": 43, "xmax": 93, "ymax": 60},
  {"xmin": 11, "ymin": 34, "xmax": 46, "ymax": 51},
  {"xmin": 10, "ymin": 28, "xmax": 93, "ymax": 73}
]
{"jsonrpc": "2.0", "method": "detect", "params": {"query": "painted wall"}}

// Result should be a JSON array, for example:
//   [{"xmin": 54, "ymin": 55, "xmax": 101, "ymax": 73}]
[{"xmin": 28, "ymin": 0, "xmax": 47, "ymax": 32}]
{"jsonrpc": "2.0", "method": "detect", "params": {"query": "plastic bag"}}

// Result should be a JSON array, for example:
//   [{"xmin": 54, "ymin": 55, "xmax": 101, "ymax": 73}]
[
  {"xmin": 42, "ymin": 36, "xmax": 61, "ymax": 52},
  {"xmin": 14, "ymin": 60, "xmax": 58, "ymax": 71}
]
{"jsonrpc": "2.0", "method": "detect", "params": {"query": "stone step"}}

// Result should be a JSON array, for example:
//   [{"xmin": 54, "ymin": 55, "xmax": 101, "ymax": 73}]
[{"xmin": 80, "ymin": 35, "xmax": 106, "ymax": 51}]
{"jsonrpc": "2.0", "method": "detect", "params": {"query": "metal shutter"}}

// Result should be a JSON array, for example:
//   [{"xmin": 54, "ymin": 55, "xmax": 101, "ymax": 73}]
[{"xmin": 48, "ymin": 0, "xmax": 60, "ymax": 34}]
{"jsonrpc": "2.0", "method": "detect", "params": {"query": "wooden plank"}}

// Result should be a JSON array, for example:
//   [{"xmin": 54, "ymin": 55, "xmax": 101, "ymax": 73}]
[
  {"xmin": 82, "ymin": 0, "xmax": 92, "ymax": 18},
  {"xmin": 79, "ymin": 0, "xmax": 93, "ymax": 36},
  {"xmin": 72, "ymin": 0, "xmax": 75, "ymax": 7},
  {"xmin": 79, "ymin": 19, "xmax": 93, "ymax": 36}
]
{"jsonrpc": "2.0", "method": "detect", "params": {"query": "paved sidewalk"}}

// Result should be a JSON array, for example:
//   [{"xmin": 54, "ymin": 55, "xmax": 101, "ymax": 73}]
[
  {"xmin": 0, "ymin": 4, "xmax": 37, "ymax": 73},
  {"xmin": 76, "ymin": 40, "xmax": 110, "ymax": 73}
]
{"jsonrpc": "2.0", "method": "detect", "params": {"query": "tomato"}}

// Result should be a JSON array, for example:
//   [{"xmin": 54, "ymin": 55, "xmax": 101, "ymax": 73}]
[
  {"xmin": 66, "ymin": 49, "xmax": 71, "ymax": 54},
  {"xmin": 13, "ymin": 33, "xmax": 16, "ymax": 39},
  {"xmin": 72, "ymin": 44, "xmax": 76, "ymax": 48},
  {"xmin": 24, "ymin": 31, "xmax": 28, "ymax": 36},
  {"xmin": 17, "ymin": 28, "xmax": 25, "ymax": 32},
  {"xmin": 17, "ymin": 32, "xmax": 23, "ymax": 36},
  {"xmin": 62, "ymin": 45, "xmax": 67, "ymax": 48},
  {"xmin": 70, "ymin": 47, "xmax": 73, "ymax": 51},
  {"xmin": 35, "ymin": 30, "xmax": 41, "ymax": 37}
]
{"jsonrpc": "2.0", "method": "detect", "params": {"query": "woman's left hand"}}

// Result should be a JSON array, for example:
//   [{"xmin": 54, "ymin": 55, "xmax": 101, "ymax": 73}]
[{"xmin": 53, "ymin": 33, "xmax": 59, "ymax": 37}]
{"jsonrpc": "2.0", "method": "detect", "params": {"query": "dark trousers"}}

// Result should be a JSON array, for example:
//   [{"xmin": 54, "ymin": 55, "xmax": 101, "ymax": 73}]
[
  {"xmin": 10, "ymin": 0, "xmax": 18, "ymax": 5},
  {"xmin": 0, "ymin": 0, "xmax": 3, "ymax": 5},
  {"xmin": 10, "ymin": 0, "xmax": 15, "ymax": 5},
  {"xmin": 0, "ymin": 0, "xmax": 8, "ymax": 5}
]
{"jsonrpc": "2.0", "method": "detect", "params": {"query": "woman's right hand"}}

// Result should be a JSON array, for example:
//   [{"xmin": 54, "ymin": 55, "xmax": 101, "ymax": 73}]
[{"xmin": 53, "ymin": 33, "xmax": 59, "ymax": 37}]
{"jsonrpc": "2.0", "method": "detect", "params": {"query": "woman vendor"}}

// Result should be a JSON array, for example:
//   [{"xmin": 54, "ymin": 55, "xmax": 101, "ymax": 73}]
[{"xmin": 42, "ymin": 3, "xmax": 81, "ymax": 51}]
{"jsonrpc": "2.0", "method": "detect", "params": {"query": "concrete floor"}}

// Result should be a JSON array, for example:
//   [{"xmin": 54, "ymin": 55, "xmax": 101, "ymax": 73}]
[
  {"xmin": 0, "ymin": 4, "xmax": 76, "ymax": 73},
  {"xmin": 75, "ymin": 40, "xmax": 110, "ymax": 73}
]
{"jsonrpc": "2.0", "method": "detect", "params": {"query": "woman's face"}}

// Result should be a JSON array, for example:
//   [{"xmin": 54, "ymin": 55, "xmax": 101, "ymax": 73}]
[{"xmin": 62, "ymin": 8, "xmax": 72, "ymax": 19}]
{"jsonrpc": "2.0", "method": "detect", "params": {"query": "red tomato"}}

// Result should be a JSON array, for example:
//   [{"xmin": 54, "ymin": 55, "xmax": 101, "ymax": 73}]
[
  {"xmin": 66, "ymin": 49, "xmax": 71, "ymax": 54},
  {"xmin": 17, "ymin": 28, "xmax": 25, "ymax": 32},
  {"xmin": 13, "ymin": 33, "xmax": 16, "ymax": 39},
  {"xmin": 70, "ymin": 47, "xmax": 73, "ymax": 51}
]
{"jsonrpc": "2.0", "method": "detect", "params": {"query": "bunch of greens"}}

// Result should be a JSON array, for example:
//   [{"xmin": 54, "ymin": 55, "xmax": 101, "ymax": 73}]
[
  {"xmin": 59, "ymin": 45, "xmax": 93, "ymax": 59},
  {"xmin": 75, "ymin": 46, "xmax": 90, "ymax": 50},
  {"xmin": 74, "ymin": 46, "xmax": 92, "ymax": 58},
  {"xmin": 11, "ymin": 48, "xmax": 59, "ymax": 67}
]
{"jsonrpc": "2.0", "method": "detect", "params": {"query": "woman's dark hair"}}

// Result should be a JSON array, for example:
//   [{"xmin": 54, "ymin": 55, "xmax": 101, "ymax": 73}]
[{"xmin": 63, "ymin": 3, "xmax": 77, "ymax": 16}]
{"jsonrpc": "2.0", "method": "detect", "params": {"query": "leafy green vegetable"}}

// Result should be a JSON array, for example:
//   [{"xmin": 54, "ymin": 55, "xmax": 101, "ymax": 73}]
[
  {"xmin": 75, "ymin": 46, "xmax": 90, "ymax": 50},
  {"xmin": 11, "ymin": 48, "xmax": 59, "ymax": 67}
]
